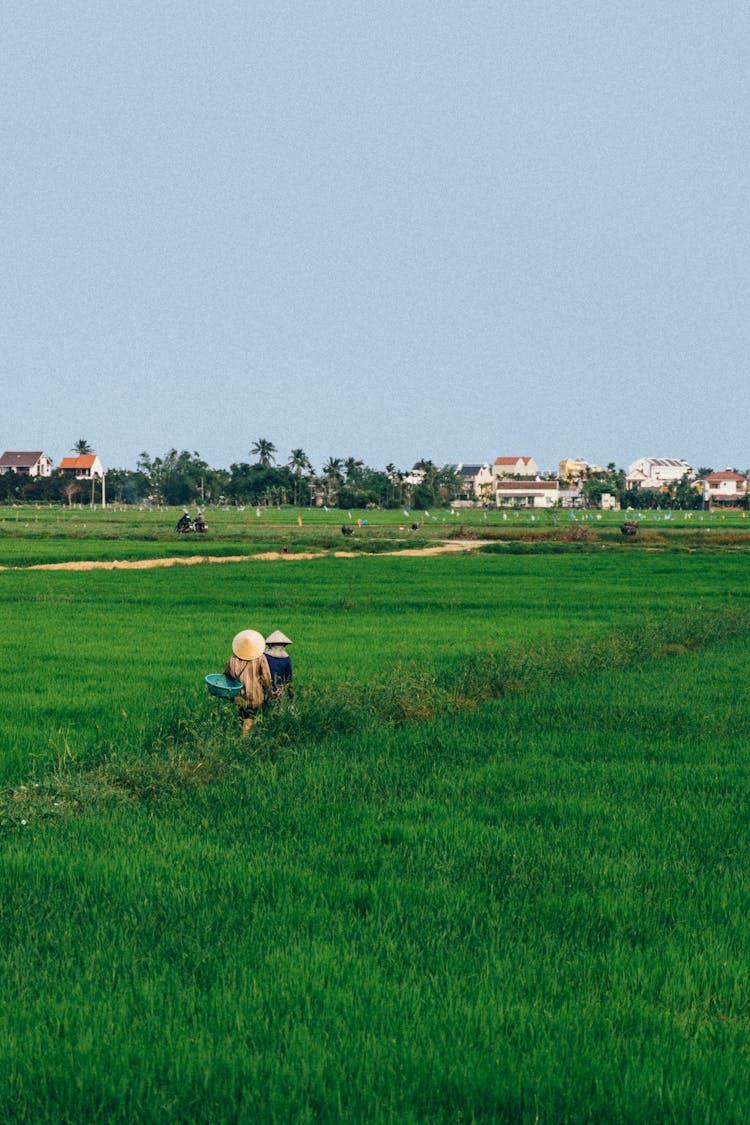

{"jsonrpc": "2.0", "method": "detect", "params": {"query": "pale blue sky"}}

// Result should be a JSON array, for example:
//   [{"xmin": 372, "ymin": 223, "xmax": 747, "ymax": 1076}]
[{"xmin": 2, "ymin": 2, "xmax": 747, "ymax": 474}]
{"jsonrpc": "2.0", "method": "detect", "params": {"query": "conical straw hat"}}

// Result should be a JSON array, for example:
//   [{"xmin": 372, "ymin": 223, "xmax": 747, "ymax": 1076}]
[
  {"xmin": 265, "ymin": 630, "xmax": 292, "ymax": 645},
  {"xmin": 232, "ymin": 629, "xmax": 266, "ymax": 660}
]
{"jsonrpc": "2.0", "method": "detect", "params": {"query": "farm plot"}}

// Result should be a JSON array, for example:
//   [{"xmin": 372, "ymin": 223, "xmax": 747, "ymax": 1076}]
[
  {"xmin": 1, "ymin": 551, "xmax": 748, "ymax": 783},
  {"xmin": 1, "ymin": 548, "xmax": 749, "ymax": 1121}
]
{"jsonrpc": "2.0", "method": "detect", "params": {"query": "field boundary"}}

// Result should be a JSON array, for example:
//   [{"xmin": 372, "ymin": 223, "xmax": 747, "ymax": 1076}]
[{"xmin": 2, "ymin": 540, "xmax": 493, "ymax": 570}]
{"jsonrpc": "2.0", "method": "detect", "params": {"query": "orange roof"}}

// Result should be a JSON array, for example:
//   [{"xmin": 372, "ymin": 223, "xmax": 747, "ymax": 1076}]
[
  {"xmin": 705, "ymin": 471, "xmax": 746, "ymax": 482},
  {"xmin": 59, "ymin": 455, "xmax": 97, "ymax": 470},
  {"xmin": 494, "ymin": 456, "xmax": 532, "ymax": 465}
]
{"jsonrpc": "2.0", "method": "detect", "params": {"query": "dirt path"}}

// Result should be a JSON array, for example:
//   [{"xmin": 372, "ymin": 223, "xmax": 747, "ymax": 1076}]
[
  {"xmin": 4, "ymin": 540, "xmax": 491, "ymax": 572},
  {"xmin": 335, "ymin": 540, "xmax": 492, "ymax": 558}
]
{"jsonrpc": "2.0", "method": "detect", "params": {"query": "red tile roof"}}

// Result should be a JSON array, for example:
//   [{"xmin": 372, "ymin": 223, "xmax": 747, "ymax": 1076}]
[{"xmin": 59, "ymin": 455, "xmax": 97, "ymax": 470}]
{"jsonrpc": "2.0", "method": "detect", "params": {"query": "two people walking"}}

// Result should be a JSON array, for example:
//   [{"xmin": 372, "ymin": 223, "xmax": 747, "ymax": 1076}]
[{"xmin": 224, "ymin": 628, "xmax": 293, "ymax": 735}]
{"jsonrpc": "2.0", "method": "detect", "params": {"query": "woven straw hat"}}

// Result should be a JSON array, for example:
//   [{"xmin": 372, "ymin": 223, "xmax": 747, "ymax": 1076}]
[
  {"xmin": 231, "ymin": 629, "xmax": 266, "ymax": 660},
  {"xmin": 265, "ymin": 630, "xmax": 292, "ymax": 645}
]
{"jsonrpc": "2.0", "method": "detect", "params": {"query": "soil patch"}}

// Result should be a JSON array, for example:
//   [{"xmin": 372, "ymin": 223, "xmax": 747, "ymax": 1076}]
[{"xmin": 7, "ymin": 540, "xmax": 493, "ymax": 572}]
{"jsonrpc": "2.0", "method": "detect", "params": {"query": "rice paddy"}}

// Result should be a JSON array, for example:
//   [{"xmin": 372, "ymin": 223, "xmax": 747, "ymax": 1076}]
[{"xmin": 1, "ymin": 507, "xmax": 749, "ymax": 1122}]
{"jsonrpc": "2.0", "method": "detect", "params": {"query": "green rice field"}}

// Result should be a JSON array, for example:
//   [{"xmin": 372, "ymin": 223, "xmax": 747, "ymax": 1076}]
[{"xmin": 1, "ymin": 508, "xmax": 749, "ymax": 1122}]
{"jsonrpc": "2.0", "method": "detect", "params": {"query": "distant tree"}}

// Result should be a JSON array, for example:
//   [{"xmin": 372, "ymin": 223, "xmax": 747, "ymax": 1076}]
[
  {"xmin": 343, "ymin": 457, "xmax": 364, "ymax": 483},
  {"xmin": 137, "ymin": 449, "xmax": 212, "ymax": 506},
  {"xmin": 72, "ymin": 438, "xmax": 92, "ymax": 455},
  {"xmin": 63, "ymin": 479, "xmax": 81, "ymax": 507},
  {"xmin": 288, "ymin": 449, "xmax": 312, "ymax": 506},
  {"xmin": 674, "ymin": 473, "xmax": 702, "ymax": 510},
  {"xmin": 435, "ymin": 465, "xmax": 461, "ymax": 503},
  {"xmin": 250, "ymin": 439, "xmax": 277, "ymax": 467},
  {"xmin": 411, "ymin": 459, "xmax": 441, "ymax": 507},
  {"xmin": 322, "ymin": 458, "xmax": 343, "ymax": 503},
  {"xmin": 105, "ymin": 467, "xmax": 151, "ymax": 505},
  {"xmin": 228, "ymin": 462, "xmax": 295, "ymax": 505},
  {"xmin": 382, "ymin": 463, "xmax": 399, "ymax": 506}
]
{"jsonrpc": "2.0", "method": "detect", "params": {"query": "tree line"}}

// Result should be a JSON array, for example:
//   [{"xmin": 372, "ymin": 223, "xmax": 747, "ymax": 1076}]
[
  {"xmin": 0, "ymin": 440, "xmax": 461, "ymax": 509},
  {"xmin": 0, "ymin": 439, "xmax": 742, "ymax": 509}
]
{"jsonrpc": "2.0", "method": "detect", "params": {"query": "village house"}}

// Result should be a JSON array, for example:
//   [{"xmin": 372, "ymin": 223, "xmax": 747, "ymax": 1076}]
[
  {"xmin": 493, "ymin": 456, "xmax": 538, "ymax": 480},
  {"xmin": 495, "ymin": 479, "xmax": 559, "ymax": 509},
  {"xmin": 558, "ymin": 458, "xmax": 603, "ymax": 483},
  {"xmin": 59, "ymin": 454, "xmax": 107, "ymax": 506},
  {"xmin": 59, "ymin": 454, "xmax": 105, "ymax": 480},
  {"xmin": 625, "ymin": 457, "xmax": 693, "ymax": 491},
  {"xmin": 0, "ymin": 451, "xmax": 54, "ymax": 477},
  {"xmin": 700, "ymin": 470, "xmax": 748, "ymax": 507},
  {"xmin": 452, "ymin": 462, "xmax": 493, "ymax": 504}
]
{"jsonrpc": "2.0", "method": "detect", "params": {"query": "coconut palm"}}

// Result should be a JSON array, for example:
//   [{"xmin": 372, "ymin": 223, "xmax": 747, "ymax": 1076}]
[
  {"xmin": 384, "ymin": 462, "xmax": 397, "ymax": 504},
  {"xmin": 72, "ymin": 439, "xmax": 93, "ymax": 455},
  {"xmin": 343, "ymin": 456, "xmax": 364, "ymax": 482},
  {"xmin": 250, "ymin": 439, "xmax": 277, "ymax": 467},
  {"xmin": 288, "ymin": 449, "xmax": 311, "ymax": 506},
  {"xmin": 322, "ymin": 457, "xmax": 343, "ymax": 503}
]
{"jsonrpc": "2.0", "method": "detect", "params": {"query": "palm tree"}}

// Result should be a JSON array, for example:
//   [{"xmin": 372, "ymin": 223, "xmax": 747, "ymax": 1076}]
[
  {"xmin": 384, "ymin": 463, "xmax": 396, "ymax": 504},
  {"xmin": 344, "ymin": 456, "xmax": 364, "ymax": 482},
  {"xmin": 288, "ymin": 449, "xmax": 311, "ymax": 506},
  {"xmin": 72, "ymin": 439, "xmax": 92, "ymax": 455},
  {"xmin": 250, "ymin": 439, "xmax": 277, "ymax": 467},
  {"xmin": 322, "ymin": 457, "xmax": 343, "ymax": 503}
]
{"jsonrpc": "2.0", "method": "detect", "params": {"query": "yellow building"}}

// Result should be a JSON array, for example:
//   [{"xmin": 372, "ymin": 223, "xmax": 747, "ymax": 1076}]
[{"xmin": 558, "ymin": 458, "xmax": 602, "ymax": 483}]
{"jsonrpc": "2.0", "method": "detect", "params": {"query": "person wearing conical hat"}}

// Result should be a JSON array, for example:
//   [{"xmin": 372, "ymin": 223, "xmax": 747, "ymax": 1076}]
[
  {"xmin": 264, "ymin": 630, "xmax": 293, "ymax": 700},
  {"xmin": 224, "ymin": 629, "xmax": 272, "ymax": 735}
]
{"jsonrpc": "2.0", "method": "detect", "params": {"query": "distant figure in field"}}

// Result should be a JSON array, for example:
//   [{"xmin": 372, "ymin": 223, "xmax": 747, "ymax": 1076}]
[
  {"xmin": 194, "ymin": 510, "xmax": 207, "ymax": 532},
  {"xmin": 225, "ymin": 629, "xmax": 272, "ymax": 735},
  {"xmin": 265, "ymin": 631, "xmax": 294, "ymax": 702},
  {"xmin": 176, "ymin": 510, "xmax": 192, "ymax": 532}
]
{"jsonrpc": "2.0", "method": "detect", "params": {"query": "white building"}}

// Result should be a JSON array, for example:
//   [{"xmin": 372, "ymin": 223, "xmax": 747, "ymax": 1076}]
[
  {"xmin": 625, "ymin": 457, "xmax": 693, "ymax": 491},
  {"xmin": 59, "ymin": 454, "xmax": 105, "ymax": 480},
  {"xmin": 495, "ymin": 479, "xmax": 559, "ymax": 509},
  {"xmin": 701, "ymin": 470, "xmax": 748, "ymax": 507},
  {"xmin": 0, "ymin": 451, "xmax": 54, "ymax": 477}
]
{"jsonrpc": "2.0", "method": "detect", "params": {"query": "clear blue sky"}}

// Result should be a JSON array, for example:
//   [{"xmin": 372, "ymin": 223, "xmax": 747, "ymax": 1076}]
[{"xmin": 2, "ymin": 2, "xmax": 747, "ymax": 474}]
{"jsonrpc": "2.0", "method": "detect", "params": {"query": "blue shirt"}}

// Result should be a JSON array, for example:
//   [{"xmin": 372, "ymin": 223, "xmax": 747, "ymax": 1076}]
[{"xmin": 265, "ymin": 653, "xmax": 293, "ymax": 687}]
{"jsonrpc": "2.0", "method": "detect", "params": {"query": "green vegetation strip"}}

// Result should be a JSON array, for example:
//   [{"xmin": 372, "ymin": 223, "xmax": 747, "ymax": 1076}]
[
  {"xmin": 2, "ymin": 545, "xmax": 750, "ymax": 1121},
  {"xmin": 1, "ymin": 621, "xmax": 749, "ymax": 1121},
  {"xmin": 3, "ymin": 602, "xmax": 749, "ymax": 828},
  {"xmin": 2, "ymin": 505, "xmax": 750, "ymax": 567}
]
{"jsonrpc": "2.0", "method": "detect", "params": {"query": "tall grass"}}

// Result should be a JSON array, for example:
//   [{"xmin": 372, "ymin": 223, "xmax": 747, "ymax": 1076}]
[
  {"xmin": 2, "ymin": 552, "xmax": 749, "ymax": 782},
  {"xmin": 1, "ymin": 630, "xmax": 749, "ymax": 1121},
  {"xmin": 2, "ymin": 546, "xmax": 750, "ymax": 1120}
]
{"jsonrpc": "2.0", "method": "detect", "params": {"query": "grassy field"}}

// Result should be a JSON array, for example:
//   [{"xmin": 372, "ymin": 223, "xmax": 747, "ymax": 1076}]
[
  {"xmin": 1, "ymin": 503, "xmax": 749, "ymax": 566},
  {"xmin": 1, "ymin": 513, "xmax": 749, "ymax": 1121}
]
